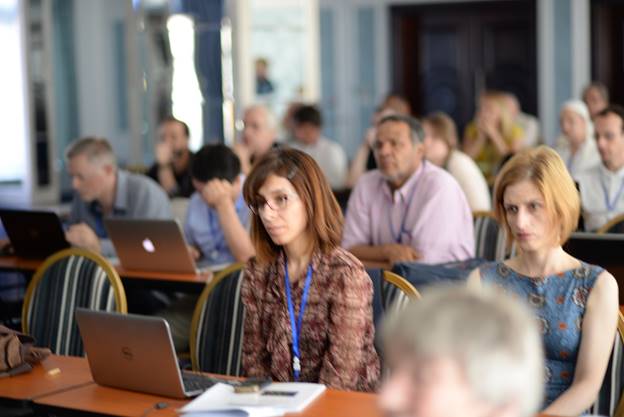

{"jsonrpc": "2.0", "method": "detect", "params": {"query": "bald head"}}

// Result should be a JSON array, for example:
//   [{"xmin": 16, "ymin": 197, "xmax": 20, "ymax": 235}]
[{"xmin": 242, "ymin": 105, "xmax": 277, "ymax": 158}]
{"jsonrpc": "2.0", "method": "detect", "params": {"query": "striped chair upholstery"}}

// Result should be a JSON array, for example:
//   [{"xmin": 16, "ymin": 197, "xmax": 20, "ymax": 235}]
[
  {"xmin": 473, "ymin": 211, "xmax": 509, "ymax": 261},
  {"xmin": 381, "ymin": 270, "xmax": 420, "ymax": 317},
  {"xmin": 190, "ymin": 263, "xmax": 245, "ymax": 376},
  {"xmin": 22, "ymin": 248, "xmax": 127, "ymax": 357},
  {"xmin": 368, "ymin": 269, "xmax": 419, "ymax": 365},
  {"xmin": 368, "ymin": 269, "xmax": 420, "ymax": 329},
  {"xmin": 590, "ymin": 311, "xmax": 624, "ymax": 417}
]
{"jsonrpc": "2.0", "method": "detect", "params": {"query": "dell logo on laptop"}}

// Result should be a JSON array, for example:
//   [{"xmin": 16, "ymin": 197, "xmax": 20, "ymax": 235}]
[{"xmin": 121, "ymin": 346, "xmax": 134, "ymax": 361}]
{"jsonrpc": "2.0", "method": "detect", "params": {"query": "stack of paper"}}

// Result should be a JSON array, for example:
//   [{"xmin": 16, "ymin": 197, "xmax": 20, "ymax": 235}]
[{"xmin": 180, "ymin": 382, "xmax": 326, "ymax": 417}]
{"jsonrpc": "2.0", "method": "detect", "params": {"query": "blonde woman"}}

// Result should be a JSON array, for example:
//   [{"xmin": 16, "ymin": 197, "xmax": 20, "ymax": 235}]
[
  {"xmin": 423, "ymin": 112, "xmax": 491, "ymax": 211},
  {"xmin": 554, "ymin": 99, "xmax": 600, "ymax": 179},
  {"xmin": 463, "ymin": 91, "xmax": 525, "ymax": 180},
  {"xmin": 468, "ymin": 146, "xmax": 618, "ymax": 415}
]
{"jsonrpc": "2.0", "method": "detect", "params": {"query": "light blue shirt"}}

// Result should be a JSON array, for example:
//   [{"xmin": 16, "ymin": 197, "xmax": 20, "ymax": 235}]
[
  {"xmin": 184, "ymin": 183, "xmax": 250, "ymax": 267},
  {"xmin": 68, "ymin": 169, "xmax": 172, "ymax": 257}
]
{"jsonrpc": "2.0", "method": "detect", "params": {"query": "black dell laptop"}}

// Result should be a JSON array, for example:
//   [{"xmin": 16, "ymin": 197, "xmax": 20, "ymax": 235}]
[{"xmin": 0, "ymin": 208, "xmax": 70, "ymax": 258}]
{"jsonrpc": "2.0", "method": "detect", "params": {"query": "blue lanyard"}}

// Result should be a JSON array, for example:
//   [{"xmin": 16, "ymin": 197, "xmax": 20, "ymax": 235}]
[
  {"xmin": 600, "ymin": 175, "xmax": 624, "ymax": 212},
  {"xmin": 284, "ymin": 260, "xmax": 313, "ymax": 381},
  {"xmin": 388, "ymin": 177, "xmax": 420, "ymax": 243},
  {"xmin": 566, "ymin": 153, "xmax": 574, "ymax": 172}
]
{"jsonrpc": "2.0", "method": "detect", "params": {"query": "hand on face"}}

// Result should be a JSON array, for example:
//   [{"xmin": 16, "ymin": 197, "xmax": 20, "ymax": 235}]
[
  {"xmin": 65, "ymin": 223, "xmax": 101, "ymax": 253},
  {"xmin": 476, "ymin": 113, "xmax": 498, "ymax": 138},
  {"xmin": 200, "ymin": 179, "xmax": 235, "ymax": 209},
  {"xmin": 155, "ymin": 141, "xmax": 173, "ymax": 166},
  {"xmin": 365, "ymin": 127, "xmax": 377, "ymax": 148},
  {"xmin": 382, "ymin": 243, "xmax": 421, "ymax": 265}
]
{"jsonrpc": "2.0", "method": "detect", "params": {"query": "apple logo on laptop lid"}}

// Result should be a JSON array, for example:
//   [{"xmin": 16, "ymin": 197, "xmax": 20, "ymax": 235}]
[{"xmin": 142, "ymin": 238, "xmax": 156, "ymax": 253}]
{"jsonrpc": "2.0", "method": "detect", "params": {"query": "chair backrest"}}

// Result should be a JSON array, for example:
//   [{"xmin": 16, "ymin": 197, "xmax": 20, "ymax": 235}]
[
  {"xmin": 381, "ymin": 270, "xmax": 420, "ymax": 317},
  {"xmin": 597, "ymin": 214, "xmax": 624, "ymax": 234},
  {"xmin": 22, "ymin": 248, "xmax": 127, "ymax": 356},
  {"xmin": 591, "ymin": 311, "xmax": 624, "ymax": 417},
  {"xmin": 367, "ymin": 269, "xmax": 420, "ymax": 366},
  {"xmin": 473, "ymin": 210, "xmax": 510, "ymax": 261},
  {"xmin": 368, "ymin": 269, "xmax": 420, "ymax": 324},
  {"xmin": 190, "ymin": 263, "xmax": 245, "ymax": 375}
]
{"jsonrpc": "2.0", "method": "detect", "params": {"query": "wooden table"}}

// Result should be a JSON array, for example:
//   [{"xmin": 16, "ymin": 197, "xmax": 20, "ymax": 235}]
[
  {"xmin": 0, "ymin": 355, "xmax": 92, "ymax": 404},
  {"xmin": 116, "ymin": 265, "xmax": 212, "ymax": 293},
  {"xmin": 0, "ymin": 255, "xmax": 42, "ymax": 274},
  {"xmin": 3, "ymin": 355, "xmax": 560, "ymax": 417},
  {"xmin": 34, "ymin": 382, "xmax": 188, "ymax": 417},
  {"xmin": 0, "ymin": 255, "xmax": 212, "ymax": 293},
  {"xmin": 23, "ymin": 355, "xmax": 381, "ymax": 417},
  {"xmin": 34, "ymin": 382, "xmax": 382, "ymax": 417}
]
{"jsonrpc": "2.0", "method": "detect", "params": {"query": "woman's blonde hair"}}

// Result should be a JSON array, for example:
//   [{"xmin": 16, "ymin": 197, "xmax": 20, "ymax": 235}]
[
  {"xmin": 481, "ymin": 91, "xmax": 515, "ymax": 140},
  {"xmin": 424, "ymin": 112, "xmax": 459, "ymax": 150},
  {"xmin": 493, "ymin": 146, "xmax": 580, "ymax": 246}
]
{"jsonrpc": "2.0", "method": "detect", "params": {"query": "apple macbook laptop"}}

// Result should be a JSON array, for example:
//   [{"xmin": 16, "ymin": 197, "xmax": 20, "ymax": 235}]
[
  {"xmin": 75, "ymin": 308, "xmax": 218, "ymax": 398},
  {"xmin": 104, "ymin": 218, "xmax": 205, "ymax": 274},
  {"xmin": 0, "ymin": 208, "xmax": 70, "ymax": 258}
]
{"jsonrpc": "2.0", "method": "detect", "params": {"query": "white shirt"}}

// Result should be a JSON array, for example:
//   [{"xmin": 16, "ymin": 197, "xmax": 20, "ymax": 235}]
[
  {"xmin": 445, "ymin": 150, "xmax": 491, "ymax": 212},
  {"xmin": 289, "ymin": 137, "xmax": 348, "ymax": 189},
  {"xmin": 517, "ymin": 112, "xmax": 540, "ymax": 147},
  {"xmin": 577, "ymin": 164, "xmax": 624, "ymax": 231},
  {"xmin": 554, "ymin": 137, "xmax": 601, "ymax": 180}
]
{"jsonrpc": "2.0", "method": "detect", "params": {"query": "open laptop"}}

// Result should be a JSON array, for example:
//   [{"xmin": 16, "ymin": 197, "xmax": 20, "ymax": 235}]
[
  {"xmin": 75, "ymin": 308, "xmax": 217, "ymax": 398},
  {"xmin": 564, "ymin": 232, "xmax": 624, "ymax": 266},
  {"xmin": 104, "ymin": 218, "xmax": 206, "ymax": 274},
  {"xmin": 564, "ymin": 232, "xmax": 624, "ymax": 304},
  {"xmin": 0, "ymin": 208, "xmax": 70, "ymax": 258}
]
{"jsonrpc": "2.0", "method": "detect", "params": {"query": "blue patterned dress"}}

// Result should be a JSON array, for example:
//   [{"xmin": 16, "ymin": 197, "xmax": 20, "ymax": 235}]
[{"xmin": 479, "ymin": 261, "xmax": 603, "ymax": 406}]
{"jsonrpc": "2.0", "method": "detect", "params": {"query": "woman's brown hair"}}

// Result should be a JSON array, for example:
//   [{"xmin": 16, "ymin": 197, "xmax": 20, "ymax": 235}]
[
  {"xmin": 424, "ymin": 112, "xmax": 459, "ymax": 166},
  {"xmin": 243, "ymin": 148, "xmax": 343, "ymax": 264},
  {"xmin": 424, "ymin": 112, "xmax": 458, "ymax": 150}
]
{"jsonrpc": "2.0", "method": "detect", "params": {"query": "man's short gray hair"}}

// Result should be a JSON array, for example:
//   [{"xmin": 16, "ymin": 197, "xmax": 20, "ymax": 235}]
[
  {"xmin": 246, "ymin": 104, "xmax": 277, "ymax": 131},
  {"xmin": 382, "ymin": 285, "xmax": 544, "ymax": 417},
  {"xmin": 378, "ymin": 114, "xmax": 425, "ymax": 143},
  {"xmin": 65, "ymin": 136, "xmax": 117, "ymax": 167}
]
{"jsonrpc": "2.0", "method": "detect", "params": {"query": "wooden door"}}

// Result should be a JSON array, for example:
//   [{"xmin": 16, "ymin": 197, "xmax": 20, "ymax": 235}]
[
  {"xmin": 591, "ymin": 0, "xmax": 624, "ymax": 106},
  {"xmin": 391, "ymin": 0, "xmax": 537, "ymax": 134}
]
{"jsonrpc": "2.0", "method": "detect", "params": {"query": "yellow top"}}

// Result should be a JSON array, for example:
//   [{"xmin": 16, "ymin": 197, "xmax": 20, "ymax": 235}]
[{"xmin": 464, "ymin": 121, "xmax": 524, "ymax": 180}]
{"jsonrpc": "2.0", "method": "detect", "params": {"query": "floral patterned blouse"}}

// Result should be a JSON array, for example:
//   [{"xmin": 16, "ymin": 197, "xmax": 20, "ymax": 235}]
[
  {"xmin": 479, "ymin": 261, "xmax": 603, "ymax": 406},
  {"xmin": 241, "ymin": 247, "xmax": 380, "ymax": 392}
]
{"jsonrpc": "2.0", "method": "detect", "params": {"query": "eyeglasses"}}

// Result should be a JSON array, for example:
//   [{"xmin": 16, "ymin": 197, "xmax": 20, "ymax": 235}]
[{"xmin": 249, "ymin": 191, "xmax": 300, "ymax": 215}]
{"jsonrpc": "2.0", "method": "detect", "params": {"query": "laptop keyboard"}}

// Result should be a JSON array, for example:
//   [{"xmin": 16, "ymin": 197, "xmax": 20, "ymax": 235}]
[{"xmin": 182, "ymin": 371, "xmax": 218, "ymax": 393}]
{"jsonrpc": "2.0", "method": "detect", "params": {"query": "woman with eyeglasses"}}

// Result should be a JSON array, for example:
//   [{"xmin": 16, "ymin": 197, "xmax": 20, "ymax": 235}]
[{"xmin": 240, "ymin": 148, "xmax": 380, "ymax": 391}]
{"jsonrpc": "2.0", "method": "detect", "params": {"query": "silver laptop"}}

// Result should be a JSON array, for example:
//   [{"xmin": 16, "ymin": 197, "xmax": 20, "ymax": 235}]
[
  {"xmin": 104, "ymin": 218, "xmax": 201, "ymax": 274},
  {"xmin": 75, "ymin": 308, "xmax": 217, "ymax": 398}
]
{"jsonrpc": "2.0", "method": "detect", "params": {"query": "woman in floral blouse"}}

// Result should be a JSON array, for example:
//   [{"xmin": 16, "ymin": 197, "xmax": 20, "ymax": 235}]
[{"xmin": 240, "ymin": 148, "xmax": 380, "ymax": 392}]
